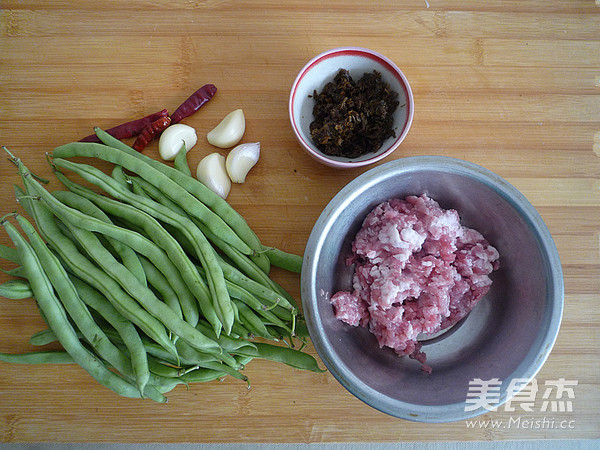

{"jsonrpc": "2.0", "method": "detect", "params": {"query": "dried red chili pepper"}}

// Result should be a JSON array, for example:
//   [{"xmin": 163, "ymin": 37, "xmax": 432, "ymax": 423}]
[
  {"xmin": 170, "ymin": 84, "xmax": 217, "ymax": 124},
  {"xmin": 132, "ymin": 116, "xmax": 172, "ymax": 152},
  {"xmin": 79, "ymin": 109, "xmax": 169, "ymax": 143}
]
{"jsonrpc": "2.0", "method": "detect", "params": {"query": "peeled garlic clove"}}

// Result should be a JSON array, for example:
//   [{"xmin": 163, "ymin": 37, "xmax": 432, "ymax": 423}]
[
  {"xmin": 226, "ymin": 142, "xmax": 260, "ymax": 183},
  {"xmin": 196, "ymin": 153, "xmax": 231, "ymax": 199},
  {"xmin": 206, "ymin": 109, "xmax": 245, "ymax": 148},
  {"xmin": 158, "ymin": 124, "xmax": 198, "ymax": 161}
]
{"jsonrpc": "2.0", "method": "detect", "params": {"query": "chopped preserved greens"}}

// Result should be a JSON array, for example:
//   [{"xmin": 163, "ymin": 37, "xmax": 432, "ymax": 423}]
[{"xmin": 309, "ymin": 69, "xmax": 400, "ymax": 158}]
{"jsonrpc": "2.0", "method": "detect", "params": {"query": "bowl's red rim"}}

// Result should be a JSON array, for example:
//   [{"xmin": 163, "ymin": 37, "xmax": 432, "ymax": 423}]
[{"xmin": 289, "ymin": 46, "xmax": 414, "ymax": 168}]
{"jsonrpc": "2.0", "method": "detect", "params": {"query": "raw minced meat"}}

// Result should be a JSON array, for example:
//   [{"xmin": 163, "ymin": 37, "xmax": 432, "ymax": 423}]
[{"xmin": 330, "ymin": 194, "xmax": 500, "ymax": 373}]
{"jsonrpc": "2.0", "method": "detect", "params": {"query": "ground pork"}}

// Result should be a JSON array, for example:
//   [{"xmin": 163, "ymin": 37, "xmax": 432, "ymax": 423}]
[{"xmin": 330, "ymin": 194, "xmax": 500, "ymax": 373}]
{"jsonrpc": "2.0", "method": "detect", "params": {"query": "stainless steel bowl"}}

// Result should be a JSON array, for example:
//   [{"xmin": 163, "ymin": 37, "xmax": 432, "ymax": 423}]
[{"xmin": 301, "ymin": 156, "xmax": 564, "ymax": 422}]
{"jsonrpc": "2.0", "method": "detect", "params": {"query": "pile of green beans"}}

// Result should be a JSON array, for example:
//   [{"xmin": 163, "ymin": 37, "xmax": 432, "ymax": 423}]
[{"xmin": 0, "ymin": 136, "xmax": 322, "ymax": 402}]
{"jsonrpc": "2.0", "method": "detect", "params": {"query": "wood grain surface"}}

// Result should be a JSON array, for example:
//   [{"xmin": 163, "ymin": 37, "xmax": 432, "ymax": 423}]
[{"xmin": 0, "ymin": 0, "xmax": 599, "ymax": 443}]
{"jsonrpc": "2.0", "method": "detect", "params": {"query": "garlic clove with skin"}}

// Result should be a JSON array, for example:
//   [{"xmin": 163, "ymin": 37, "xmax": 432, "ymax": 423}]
[
  {"xmin": 158, "ymin": 124, "xmax": 198, "ymax": 161},
  {"xmin": 206, "ymin": 109, "xmax": 245, "ymax": 148},
  {"xmin": 196, "ymin": 153, "xmax": 231, "ymax": 199},
  {"xmin": 226, "ymin": 142, "xmax": 260, "ymax": 183}
]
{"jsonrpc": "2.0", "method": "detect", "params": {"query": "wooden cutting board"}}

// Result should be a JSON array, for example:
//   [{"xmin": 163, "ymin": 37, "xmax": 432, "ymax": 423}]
[{"xmin": 0, "ymin": 0, "xmax": 598, "ymax": 443}]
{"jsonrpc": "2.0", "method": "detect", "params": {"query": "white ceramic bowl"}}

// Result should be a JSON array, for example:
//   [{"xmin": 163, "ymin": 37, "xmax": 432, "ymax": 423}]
[{"xmin": 289, "ymin": 47, "xmax": 414, "ymax": 169}]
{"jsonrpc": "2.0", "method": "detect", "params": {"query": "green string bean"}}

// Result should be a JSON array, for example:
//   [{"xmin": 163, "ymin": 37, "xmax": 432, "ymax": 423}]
[
  {"xmin": 50, "ymin": 158, "xmax": 233, "ymax": 335},
  {"xmin": 16, "ymin": 167, "xmax": 179, "ymax": 362},
  {"xmin": 52, "ymin": 168, "xmax": 222, "ymax": 334},
  {"xmin": 0, "ymin": 146, "xmax": 324, "ymax": 402},
  {"xmin": 0, "ymin": 278, "xmax": 33, "ymax": 299},
  {"xmin": 1, "ymin": 214, "xmax": 153, "ymax": 401}
]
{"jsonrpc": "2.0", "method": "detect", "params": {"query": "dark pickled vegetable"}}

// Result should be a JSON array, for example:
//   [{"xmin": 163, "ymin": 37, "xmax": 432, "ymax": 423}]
[{"xmin": 309, "ymin": 69, "xmax": 400, "ymax": 158}]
